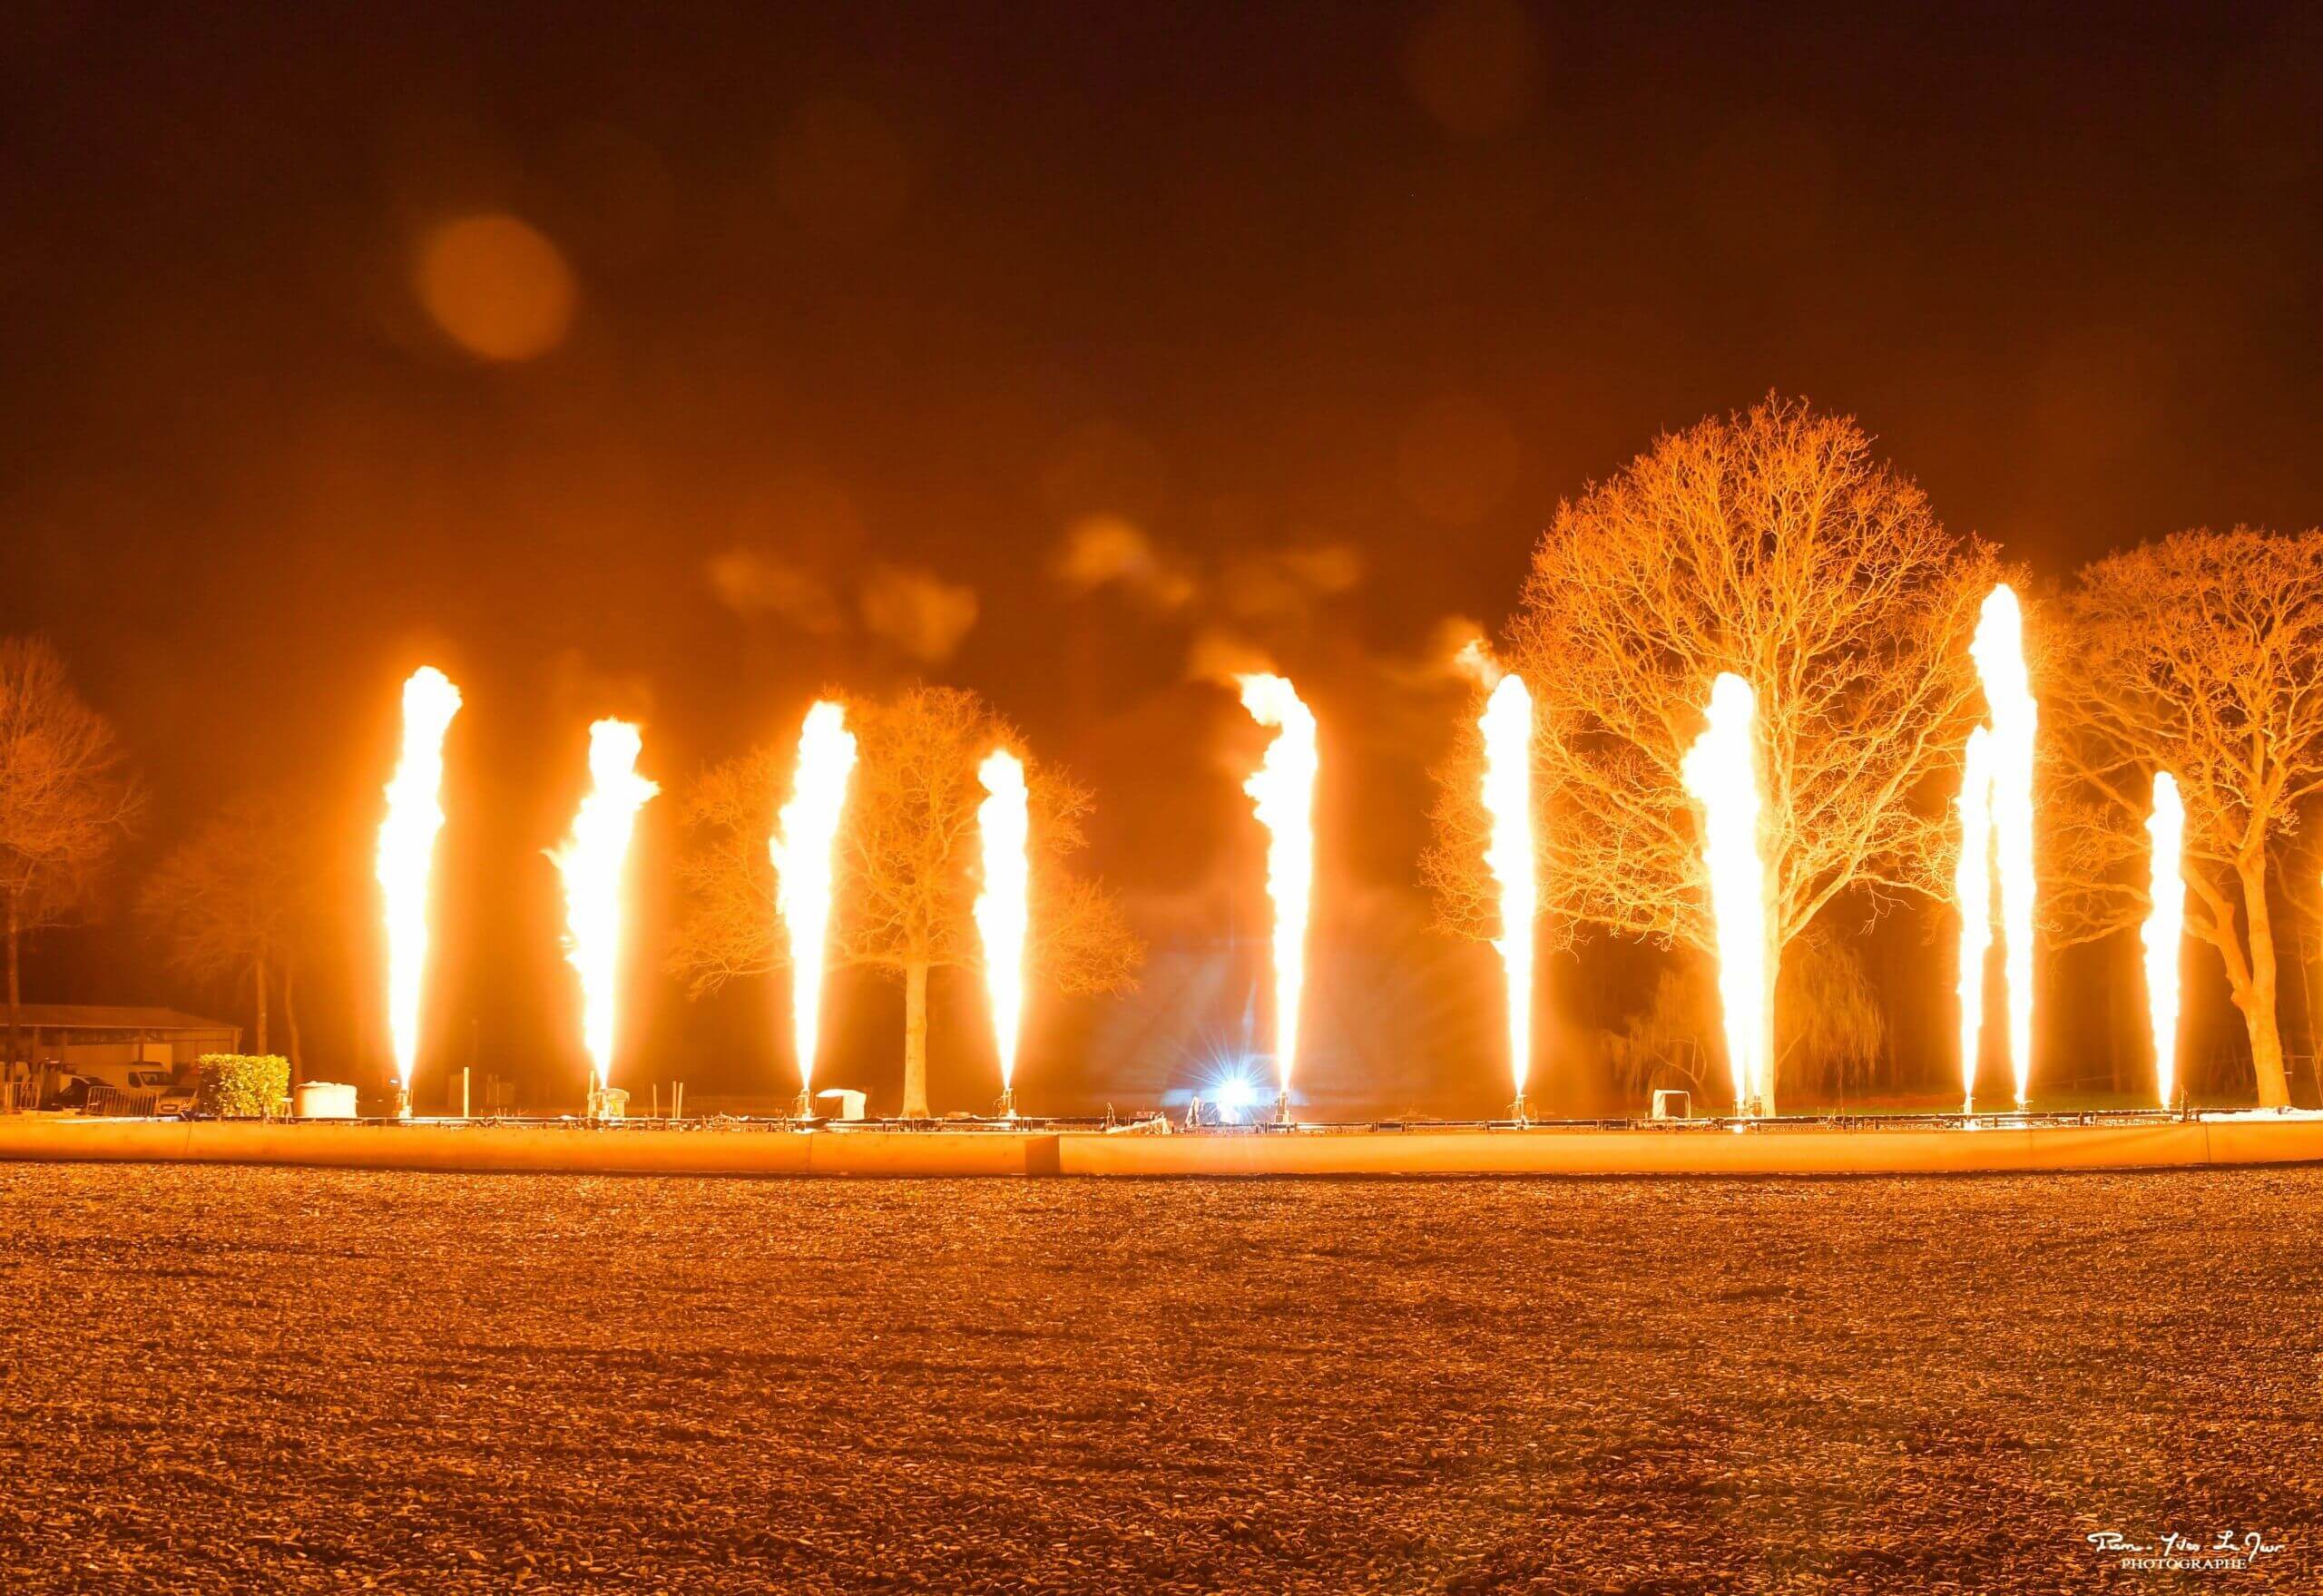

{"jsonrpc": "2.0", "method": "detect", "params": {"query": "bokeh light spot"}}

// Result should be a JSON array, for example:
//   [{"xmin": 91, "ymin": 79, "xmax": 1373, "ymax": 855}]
[
  {"xmin": 1402, "ymin": 0, "xmax": 1544, "ymax": 137},
  {"xmin": 415, "ymin": 213, "xmax": 578, "ymax": 361}
]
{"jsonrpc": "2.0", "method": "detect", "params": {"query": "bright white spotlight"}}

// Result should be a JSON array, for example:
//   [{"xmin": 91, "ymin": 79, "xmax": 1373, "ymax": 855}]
[{"xmin": 1214, "ymin": 1074, "xmax": 1257, "ymax": 1121}]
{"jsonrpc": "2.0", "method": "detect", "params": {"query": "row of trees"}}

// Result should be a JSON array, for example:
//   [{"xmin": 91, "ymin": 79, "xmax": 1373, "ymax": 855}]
[
  {"xmin": 0, "ymin": 649, "xmax": 1140, "ymax": 1113},
  {"xmin": 12, "ymin": 397, "xmax": 2318, "ymax": 1113},
  {"xmin": 1427, "ymin": 396, "xmax": 2323, "ymax": 1108}
]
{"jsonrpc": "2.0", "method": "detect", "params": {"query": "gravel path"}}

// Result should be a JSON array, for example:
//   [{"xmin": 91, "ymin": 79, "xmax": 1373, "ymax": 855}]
[{"xmin": 1, "ymin": 1165, "xmax": 2318, "ymax": 1592}]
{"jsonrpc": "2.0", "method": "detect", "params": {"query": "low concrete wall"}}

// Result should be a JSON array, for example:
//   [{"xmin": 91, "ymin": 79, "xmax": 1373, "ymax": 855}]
[
  {"xmin": 2, "ymin": 1114, "xmax": 2321, "ymax": 1178},
  {"xmin": 1056, "ymin": 1121, "xmax": 2238, "ymax": 1177}
]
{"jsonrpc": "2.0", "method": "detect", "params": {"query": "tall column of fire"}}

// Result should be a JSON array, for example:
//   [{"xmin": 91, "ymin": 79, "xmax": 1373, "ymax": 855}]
[
  {"xmin": 1478, "ymin": 671, "xmax": 1538, "ymax": 1121},
  {"xmin": 550, "ymin": 720, "xmax": 657, "ymax": 1115},
  {"xmin": 1239, "ymin": 673, "xmax": 1318, "ymax": 1122},
  {"xmin": 1970, "ymin": 584, "xmax": 2039, "ymax": 1106},
  {"xmin": 2143, "ymin": 771, "xmax": 2185, "ymax": 1110},
  {"xmin": 975, "ymin": 749, "xmax": 1031, "ymax": 1118},
  {"xmin": 771, "ymin": 701, "xmax": 857, "ymax": 1118},
  {"xmin": 1954, "ymin": 728, "xmax": 1995, "ymax": 1112},
  {"xmin": 376, "ymin": 666, "xmax": 462, "ymax": 1119},
  {"xmin": 1681, "ymin": 672, "xmax": 1774, "ymax": 1117}
]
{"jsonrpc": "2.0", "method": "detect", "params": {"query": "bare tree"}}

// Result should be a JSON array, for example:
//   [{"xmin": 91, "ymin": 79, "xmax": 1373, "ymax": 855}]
[
  {"xmin": 0, "ymin": 639, "xmax": 142, "ymax": 1074},
  {"xmin": 141, "ymin": 796, "xmax": 317, "ymax": 1070},
  {"xmin": 2044, "ymin": 527, "xmax": 2323, "ymax": 1109},
  {"xmin": 671, "ymin": 687, "xmax": 1142, "ymax": 1115},
  {"xmin": 1472, "ymin": 397, "xmax": 1994, "ymax": 1113}
]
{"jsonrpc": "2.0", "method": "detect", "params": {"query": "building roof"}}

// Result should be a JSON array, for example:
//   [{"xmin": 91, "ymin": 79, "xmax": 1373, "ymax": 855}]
[{"xmin": 0, "ymin": 1004, "xmax": 238, "ymax": 1033}]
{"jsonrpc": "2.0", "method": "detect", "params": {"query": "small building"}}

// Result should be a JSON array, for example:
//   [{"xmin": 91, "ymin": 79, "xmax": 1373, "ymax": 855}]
[{"xmin": 2, "ymin": 1004, "xmax": 242, "ymax": 1076}]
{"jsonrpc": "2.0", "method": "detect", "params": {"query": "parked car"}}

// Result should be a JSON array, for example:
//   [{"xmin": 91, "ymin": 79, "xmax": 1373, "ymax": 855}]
[
  {"xmin": 39, "ymin": 1072, "xmax": 92, "ymax": 1111},
  {"xmin": 153, "ymin": 1082, "xmax": 198, "ymax": 1118}
]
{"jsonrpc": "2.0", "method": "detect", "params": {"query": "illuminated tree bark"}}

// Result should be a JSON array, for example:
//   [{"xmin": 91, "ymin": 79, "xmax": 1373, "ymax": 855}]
[{"xmin": 902, "ymin": 960, "xmax": 930, "ymax": 1118}]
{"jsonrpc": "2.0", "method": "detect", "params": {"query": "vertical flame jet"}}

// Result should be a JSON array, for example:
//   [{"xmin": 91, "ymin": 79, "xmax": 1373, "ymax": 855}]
[
  {"xmin": 1681, "ymin": 673, "xmax": 1774, "ymax": 1117},
  {"xmin": 377, "ymin": 667, "xmax": 462, "ymax": 1119},
  {"xmin": 1478, "ymin": 672, "xmax": 1538, "ymax": 1120},
  {"xmin": 1239, "ymin": 674, "xmax": 1318, "ymax": 1122},
  {"xmin": 2143, "ymin": 772, "xmax": 2185, "ymax": 1111},
  {"xmin": 1969, "ymin": 585, "xmax": 2039, "ymax": 1107},
  {"xmin": 975, "ymin": 749, "xmax": 1031, "ymax": 1117},
  {"xmin": 771, "ymin": 701, "xmax": 858, "ymax": 1117},
  {"xmin": 550, "ymin": 720, "xmax": 657, "ymax": 1113}
]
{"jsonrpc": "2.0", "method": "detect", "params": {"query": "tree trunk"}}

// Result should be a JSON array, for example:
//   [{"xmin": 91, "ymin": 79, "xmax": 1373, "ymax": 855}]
[
  {"xmin": 2237, "ymin": 859, "xmax": 2292, "ymax": 1108},
  {"xmin": 901, "ymin": 961, "xmax": 931, "ymax": 1118},
  {"xmin": 252, "ymin": 954, "xmax": 270, "ymax": 1058},
  {"xmin": 283, "ymin": 962, "xmax": 303, "ymax": 1087}
]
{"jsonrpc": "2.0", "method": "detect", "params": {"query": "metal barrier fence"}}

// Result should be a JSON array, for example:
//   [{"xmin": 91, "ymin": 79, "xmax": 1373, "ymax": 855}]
[{"xmin": 83, "ymin": 1085, "xmax": 162, "ymax": 1119}]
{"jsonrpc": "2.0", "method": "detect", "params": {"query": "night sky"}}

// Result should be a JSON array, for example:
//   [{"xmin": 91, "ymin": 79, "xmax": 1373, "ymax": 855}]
[{"xmin": 6, "ymin": 2, "xmax": 2322, "ymax": 1113}]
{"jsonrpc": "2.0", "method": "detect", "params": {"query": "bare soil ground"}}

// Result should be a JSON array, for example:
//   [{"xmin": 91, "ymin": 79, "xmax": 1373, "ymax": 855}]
[{"xmin": 1, "ymin": 1165, "xmax": 2318, "ymax": 1593}]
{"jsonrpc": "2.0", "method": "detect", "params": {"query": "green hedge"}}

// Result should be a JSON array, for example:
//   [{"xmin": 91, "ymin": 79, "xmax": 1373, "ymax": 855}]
[{"xmin": 194, "ymin": 1053, "xmax": 289, "ymax": 1119}]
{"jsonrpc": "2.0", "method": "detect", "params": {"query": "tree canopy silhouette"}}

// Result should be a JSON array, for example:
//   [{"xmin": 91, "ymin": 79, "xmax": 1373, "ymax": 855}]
[
  {"xmin": 141, "ymin": 794, "xmax": 325, "ymax": 1073},
  {"xmin": 0, "ymin": 638, "xmax": 141, "ymax": 1072}
]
